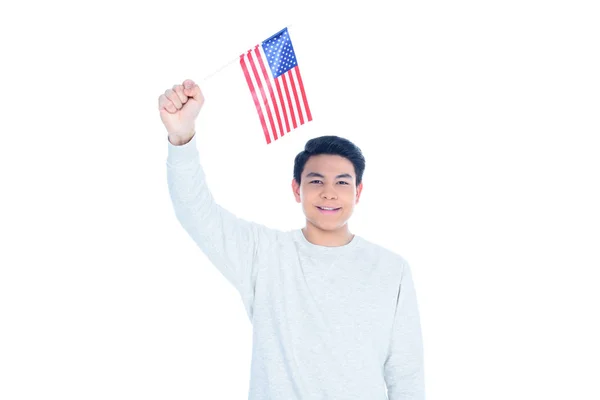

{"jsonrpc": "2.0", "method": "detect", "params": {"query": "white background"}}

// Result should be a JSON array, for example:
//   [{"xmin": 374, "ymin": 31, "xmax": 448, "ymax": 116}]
[{"xmin": 1, "ymin": 0, "xmax": 599, "ymax": 399}]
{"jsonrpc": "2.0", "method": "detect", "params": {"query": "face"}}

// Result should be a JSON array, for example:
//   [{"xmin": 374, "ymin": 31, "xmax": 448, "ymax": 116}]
[{"xmin": 292, "ymin": 154, "xmax": 363, "ymax": 232}]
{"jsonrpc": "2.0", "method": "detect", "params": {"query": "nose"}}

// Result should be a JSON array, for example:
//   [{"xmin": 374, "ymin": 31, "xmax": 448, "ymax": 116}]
[{"xmin": 321, "ymin": 188, "xmax": 338, "ymax": 200}]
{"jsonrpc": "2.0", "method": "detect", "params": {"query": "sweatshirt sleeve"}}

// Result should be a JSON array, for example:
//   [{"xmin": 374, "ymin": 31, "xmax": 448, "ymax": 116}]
[
  {"xmin": 165, "ymin": 134, "xmax": 272, "ymax": 321},
  {"xmin": 384, "ymin": 261, "xmax": 425, "ymax": 400}
]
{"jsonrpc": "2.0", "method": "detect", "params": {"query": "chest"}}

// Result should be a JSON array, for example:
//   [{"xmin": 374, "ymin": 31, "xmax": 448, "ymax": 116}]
[{"xmin": 253, "ymin": 245, "xmax": 400, "ymax": 365}]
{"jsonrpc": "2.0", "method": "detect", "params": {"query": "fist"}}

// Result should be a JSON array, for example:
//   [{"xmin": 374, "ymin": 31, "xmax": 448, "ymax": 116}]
[{"xmin": 158, "ymin": 79, "xmax": 205, "ymax": 145}]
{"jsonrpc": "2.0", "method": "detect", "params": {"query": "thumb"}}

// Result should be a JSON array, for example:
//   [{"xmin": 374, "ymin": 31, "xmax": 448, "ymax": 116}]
[{"xmin": 183, "ymin": 79, "xmax": 203, "ymax": 103}]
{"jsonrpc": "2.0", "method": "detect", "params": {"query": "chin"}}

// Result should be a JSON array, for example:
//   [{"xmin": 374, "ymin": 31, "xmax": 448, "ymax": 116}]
[{"xmin": 308, "ymin": 218, "xmax": 348, "ymax": 232}]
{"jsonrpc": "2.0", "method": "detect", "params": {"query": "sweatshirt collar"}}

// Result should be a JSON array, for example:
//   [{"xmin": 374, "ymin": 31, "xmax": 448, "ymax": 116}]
[{"xmin": 293, "ymin": 228, "xmax": 363, "ymax": 257}]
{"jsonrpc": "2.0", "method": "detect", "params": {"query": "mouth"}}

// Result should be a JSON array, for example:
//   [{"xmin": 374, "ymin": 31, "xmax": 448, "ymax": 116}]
[{"xmin": 316, "ymin": 206, "xmax": 341, "ymax": 214}]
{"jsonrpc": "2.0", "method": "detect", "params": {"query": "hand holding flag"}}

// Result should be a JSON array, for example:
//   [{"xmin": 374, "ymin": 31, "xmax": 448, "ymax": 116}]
[
  {"xmin": 158, "ymin": 27, "xmax": 311, "ymax": 146},
  {"xmin": 158, "ymin": 79, "xmax": 205, "ymax": 145}
]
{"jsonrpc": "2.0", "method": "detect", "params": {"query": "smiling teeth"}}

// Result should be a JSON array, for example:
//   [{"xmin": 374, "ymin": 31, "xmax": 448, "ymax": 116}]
[{"xmin": 320, "ymin": 207, "xmax": 337, "ymax": 210}]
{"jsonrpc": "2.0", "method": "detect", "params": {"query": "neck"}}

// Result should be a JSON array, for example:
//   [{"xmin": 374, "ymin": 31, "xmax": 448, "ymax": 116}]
[{"xmin": 302, "ymin": 223, "xmax": 355, "ymax": 247}]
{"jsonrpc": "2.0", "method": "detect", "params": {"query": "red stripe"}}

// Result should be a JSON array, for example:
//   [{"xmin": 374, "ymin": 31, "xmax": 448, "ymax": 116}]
[
  {"xmin": 288, "ymin": 70, "xmax": 304, "ymax": 125},
  {"xmin": 274, "ymin": 79, "xmax": 290, "ymax": 134},
  {"xmin": 255, "ymin": 47, "xmax": 283, "ymax": 140},
  {"xmin": 282, "ymin": 73, "xmax": 297, "ymax": 129},
  {"xmin": 240, "ymin": 54, "xmax": 270, "ymax": 144},
  {"xmin": 294, "ymin": 66, "xmax": 312, "ymax": 122},
  {"xmin": 248, "ymin": 47, "xmax": 277, "ymax": 142}
]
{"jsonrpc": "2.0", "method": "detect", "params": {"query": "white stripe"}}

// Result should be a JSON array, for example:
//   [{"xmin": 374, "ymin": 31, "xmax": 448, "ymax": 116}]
[
  {"xmin": 257, "ymin": 45, "xmax": 286, "ymax": 139},
  {"xmin": 282, "ymin": 71, "xmax": 300, "ymax": 129},
  {"xmin": 277, "ymin": 75, "xmax": 292, "ymax": 132},
  {"xmin": 244, "ymin": 49, "xmax": 277, "ymax": 141},
  {"xmin": 241, "ymin": 52, "xmax": 267, "ymax": 138},
  {"xmin": 290, "ymin": 67, "xmax": 308, "ymax": 125}
]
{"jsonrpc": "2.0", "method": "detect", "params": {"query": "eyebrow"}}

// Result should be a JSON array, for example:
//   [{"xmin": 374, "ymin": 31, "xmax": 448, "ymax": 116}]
[{"xmin": 305, "ymin": 172, "xmax": 354, "ymax": 180}]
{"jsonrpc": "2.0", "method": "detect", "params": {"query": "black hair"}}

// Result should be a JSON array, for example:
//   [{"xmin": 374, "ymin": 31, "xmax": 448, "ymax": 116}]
[{"xmin": 293, "ymin": 135, "xmax": 366, "ymax": 186}]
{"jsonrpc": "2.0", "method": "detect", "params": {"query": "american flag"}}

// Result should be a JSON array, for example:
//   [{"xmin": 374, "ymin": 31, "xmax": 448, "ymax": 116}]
[{"xmin": 239, "ymin": 27, "xmax": 312, "ymax": 144}]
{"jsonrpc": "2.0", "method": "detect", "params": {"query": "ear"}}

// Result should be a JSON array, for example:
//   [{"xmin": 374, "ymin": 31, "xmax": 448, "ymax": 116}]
[
  {"xmin": 355, "ymin": 182, "xmax": 363, "ymax": 204},
  {"xmin": 291, "ymin": 179, "xmax": 302, "ymax": 203}
]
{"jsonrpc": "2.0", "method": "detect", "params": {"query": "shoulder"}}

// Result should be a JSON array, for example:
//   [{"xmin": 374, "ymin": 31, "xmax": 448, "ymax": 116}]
[
  {"xmin": 356, "ymin": 235, "xmax": 410, "ymax": 272},
  {"xmin": 253, "ymin": 226, "xmax": 299, "ymax": 256},
  {"xmin": 253, "ymin": 222, "xmax": 288, "ymax": 246}
]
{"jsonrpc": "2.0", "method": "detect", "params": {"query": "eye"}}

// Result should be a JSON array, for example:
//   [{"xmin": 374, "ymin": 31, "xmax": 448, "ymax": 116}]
[
  {"xmin": 338, "ymin": 181, "xmax": 349, "ymax": 185},
  {"xmin": 310, "ymin": 180, "xmax": 322, "ymax": 184}
]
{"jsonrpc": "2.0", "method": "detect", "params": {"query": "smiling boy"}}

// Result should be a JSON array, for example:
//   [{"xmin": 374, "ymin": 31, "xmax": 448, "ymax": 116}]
[{"xmin": 159, "ymin": 79, "xmax": 425, "ymax": 399}]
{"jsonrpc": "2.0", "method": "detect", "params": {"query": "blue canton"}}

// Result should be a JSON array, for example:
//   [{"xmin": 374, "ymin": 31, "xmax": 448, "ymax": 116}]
[{"xmin": 261, "ymin": 27, "xmax": 298, "ymax": 79}]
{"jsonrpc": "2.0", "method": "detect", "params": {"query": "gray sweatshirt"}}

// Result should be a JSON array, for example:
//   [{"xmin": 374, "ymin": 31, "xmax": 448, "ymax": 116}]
[{"xmin": 166, "ymin": 134, "xmax": 425, "ymax": 399}]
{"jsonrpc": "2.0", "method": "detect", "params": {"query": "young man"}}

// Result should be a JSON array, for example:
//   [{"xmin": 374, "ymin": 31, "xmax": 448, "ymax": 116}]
[{"xmin": 158, "ymin": 79, "xmax": 425, "ymax": 399}]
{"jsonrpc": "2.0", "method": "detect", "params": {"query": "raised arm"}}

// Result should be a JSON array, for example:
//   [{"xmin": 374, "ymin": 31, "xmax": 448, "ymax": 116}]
[
  {"xmin": 159, "ymin": 79, "xmax": 272, "ymax": 320},
  {"xmin": 384, "ymin": 261, "xmax": 425, "ymax": 400}
]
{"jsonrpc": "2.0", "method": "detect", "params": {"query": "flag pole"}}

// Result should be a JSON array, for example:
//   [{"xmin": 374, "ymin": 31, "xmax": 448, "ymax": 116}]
[{"xmin": 200, "ymin": 55, "xmax": 241, "ymax": 83}]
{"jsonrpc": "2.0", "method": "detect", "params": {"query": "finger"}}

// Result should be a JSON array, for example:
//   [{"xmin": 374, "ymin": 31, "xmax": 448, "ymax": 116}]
[
  {"xmin": 172, "ymin": 84, "xmax": 188, "ymax": 104},
  {"xmin": 158, "ymin": 94, "xmax": 177, "ymax": 113},
  {"xmin": 164, "ymin": 88, "xmax": 183, "ymax": 109}
]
